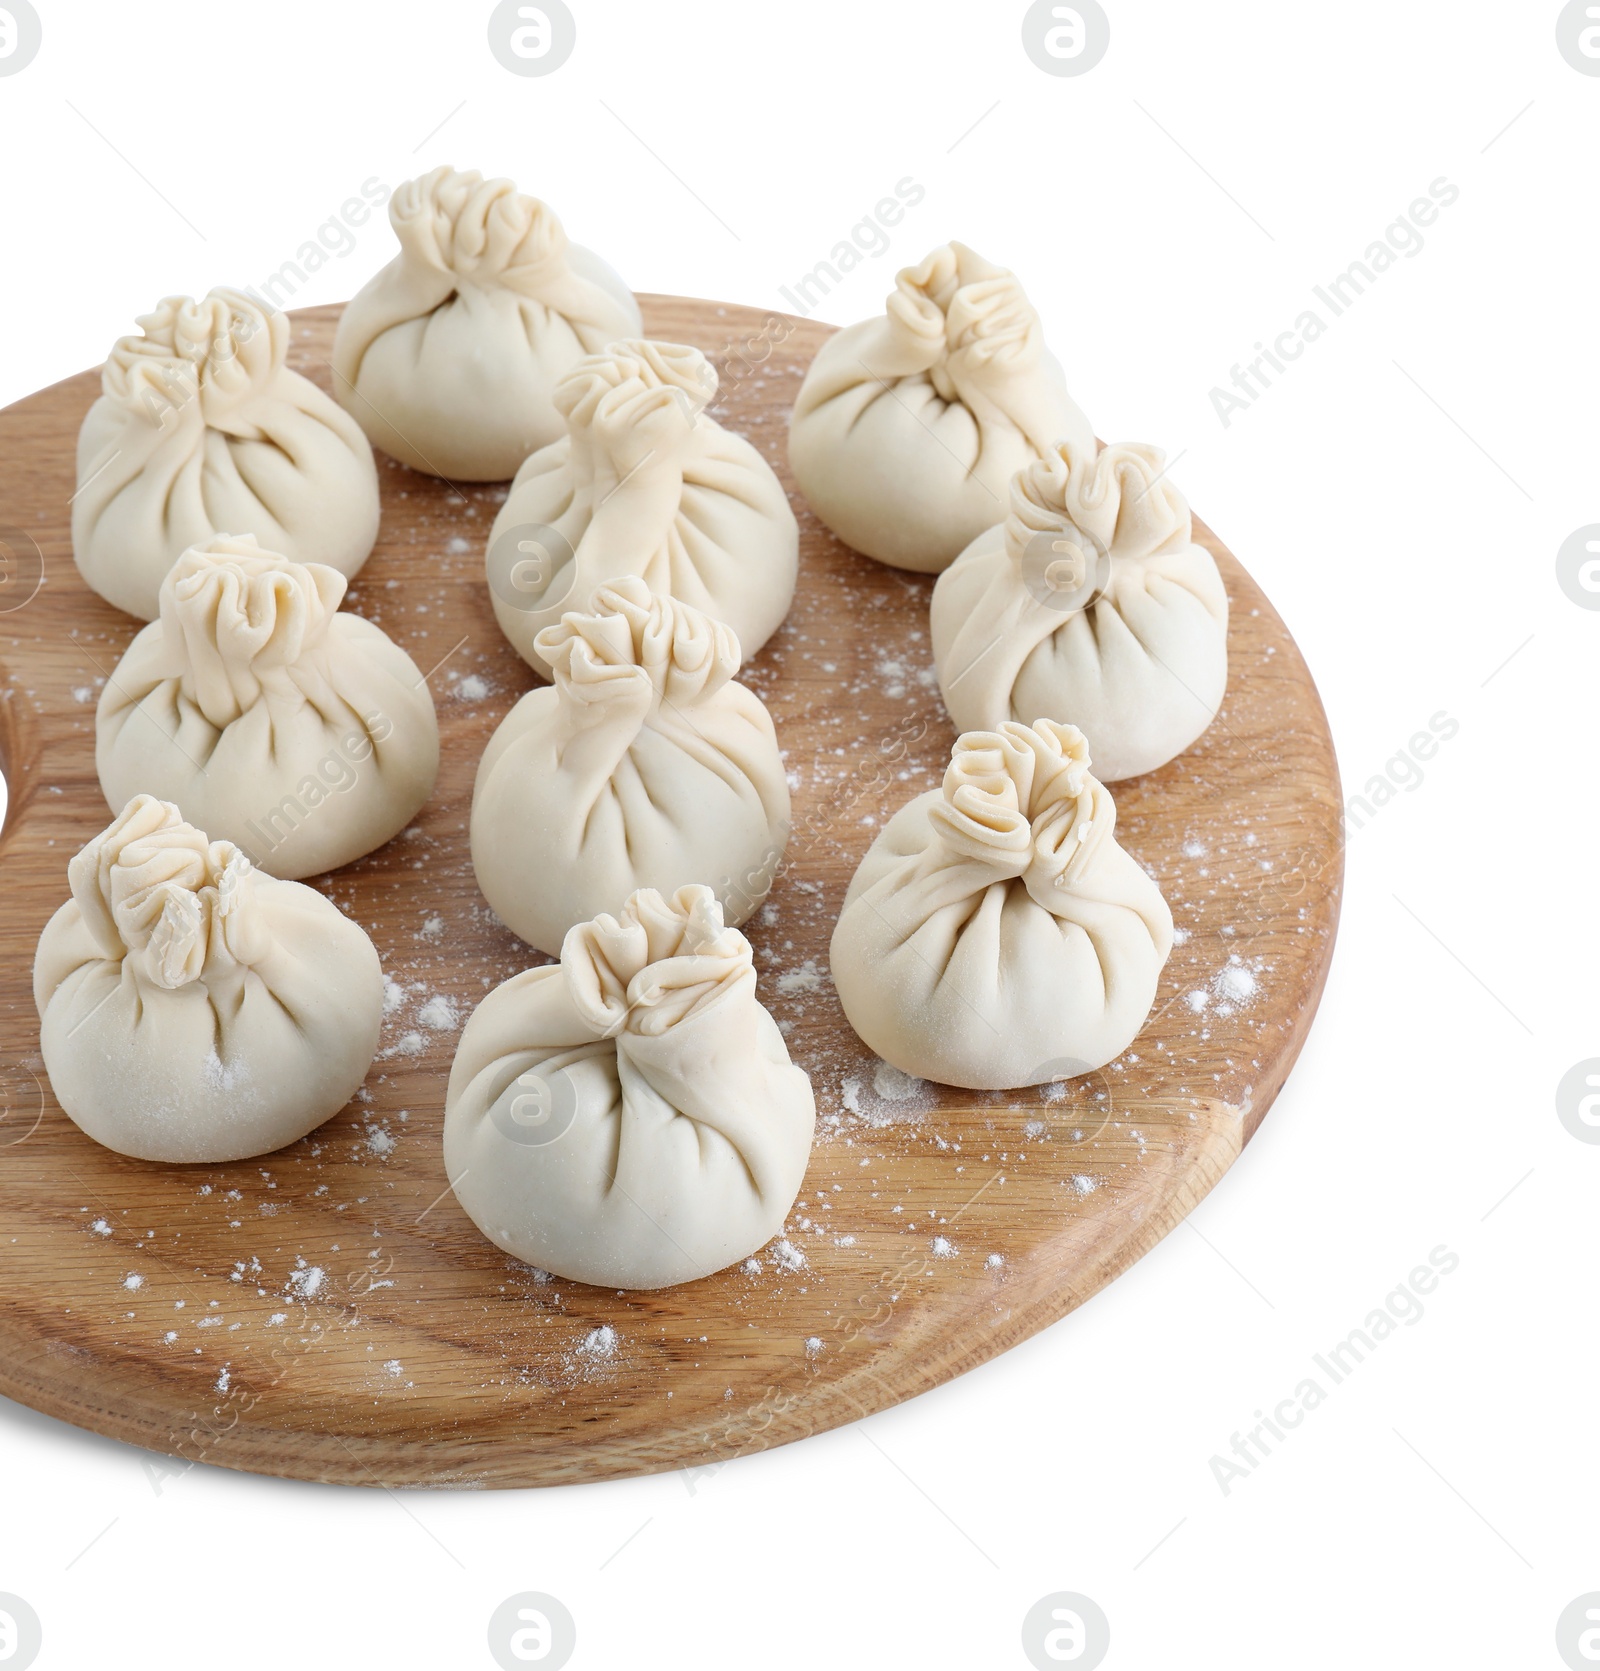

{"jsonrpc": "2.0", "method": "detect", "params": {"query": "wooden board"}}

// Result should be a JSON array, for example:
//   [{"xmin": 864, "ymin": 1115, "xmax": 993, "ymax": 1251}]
[{"xmin": 0, "ymin": 297, "xmax": 1342, "ymax": 1488}]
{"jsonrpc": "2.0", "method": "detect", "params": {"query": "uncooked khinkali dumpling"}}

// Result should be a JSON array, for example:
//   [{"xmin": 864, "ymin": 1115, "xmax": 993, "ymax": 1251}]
[
  {"xmin": 830, "ymin": 721, "xmax": 1172, "ymax": 1090},
  {"xmin": 473, "ymin": 576, "xmax": 789, "ymax": 956},
  {"xmin": 931, "ymin": 440, "xmax": 1229, "ymax": 781},
  {"xmin": 487, "ymin": 338, "xmax": 798, "ymax": 676},
  {"xmin": 96, "ymin": 535, "xmax": 439, "ymax": 880},
  {"xmin": 788, "ymin": 242, "xmax": 1093, "ymax": 573},
  {"xmin": 332, "ymin": 166, "xmax": 642, "ymax": 480},
  {"xmin": 73, "ymin": 286, "xmax": 379, "ymax": 620},
  {"xmin": 444, "ymin": 884, "xmax": 815, "ymax": 1289},
  {"xmin": 34, "ymin": 796, "xmax": 383, "ymax": 1163}
]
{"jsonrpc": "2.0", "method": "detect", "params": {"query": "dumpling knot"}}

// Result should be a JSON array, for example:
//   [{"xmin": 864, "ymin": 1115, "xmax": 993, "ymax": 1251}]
[
  {"xmin": 1004, "ymin": 439, "xmax": 1192, "ymax": 569},
  {"xmin": 930, "ymin": 720, "xmax": 1110, "ymax": 895},
  {"xmin": 561, "ymin": 884, "xmax": 754, "ymax": 1039},
  {"xmin": 157, "ymin": 535, "xmax": 347, "ymax": 728},
  {"xmin": 553, "ymin": 338, "xmax": 719, "ymax": 445},
  {"xmin": 389, "ymin": 165, "xmax": 573, "ymax": 292},
  {"xmin": 535, "ymin": 575, "xmax": 741, "ymax": 710},
  {"xmin": 68, "ymin": 797, "xmax": 269, "ymax": 988},
  {"xmin": 885, "ymin": 242, "xmax": 1041, "ymax": 388},
  {"xmin": 101, "ymin": 287, "xmax": 285, "ymax": 427}
]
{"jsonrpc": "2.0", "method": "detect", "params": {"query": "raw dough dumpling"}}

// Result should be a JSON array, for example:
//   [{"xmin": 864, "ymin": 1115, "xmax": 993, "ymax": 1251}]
[
  {"xmin": 487, "ymin": 338, "xmax": 799, "ymax": 676},
  {"xmin": 931, "ymin": 440, "xmax": 1229, "ymax": 782},
  {"xmin": 34, "ymin": 796, "xmax": 383, "ymax": 1163},
  {"xmin": 830, "ymin": 721, "xmax": 1172, "ymax": 1090},
  {"xmin": 788, "ymin": 242, "xmax": 1094, "ymax": 574},
  {"xmin": 332, "ymin": 166, "xmax": 642, "ymax": 480},
  {"xmin": 444, "ymin": 884, "xmax": 816, "ymax": 1289},
  {"xmin": 96, "ymin": 534, "xmax": 439, "ymax": 880},
  {"xmin": 473, "ymin": 576, "xmax": 790, "ymax": 956},
  {"xmin": 73, "ymin": 286, "xmax": 379, "ymax": 620}
]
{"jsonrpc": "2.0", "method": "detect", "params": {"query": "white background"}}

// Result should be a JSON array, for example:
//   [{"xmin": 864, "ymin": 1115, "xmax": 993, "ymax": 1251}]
[{"xmin": 0, "ymin": 2, "xmax": 1594, "ymax": 1667}]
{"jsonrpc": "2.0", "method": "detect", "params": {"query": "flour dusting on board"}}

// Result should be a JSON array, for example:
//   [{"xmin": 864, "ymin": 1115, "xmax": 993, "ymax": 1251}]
[
  {"xmin": 774, "ymin": 958, "xmax": 828, "ymax": 996},
  {"xmin": 285, "ymin": 1261, "xmax": 325, "ymax": 1300},
  {"xmin": 836, "ymin": 1059, "xmax": 932, "ymax": 1129}
]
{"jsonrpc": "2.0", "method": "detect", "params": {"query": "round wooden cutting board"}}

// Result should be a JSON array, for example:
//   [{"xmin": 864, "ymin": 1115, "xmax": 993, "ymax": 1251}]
[{"xmin": 0, "ymin": 297, "xmax": 1342, "ymax": 1488}]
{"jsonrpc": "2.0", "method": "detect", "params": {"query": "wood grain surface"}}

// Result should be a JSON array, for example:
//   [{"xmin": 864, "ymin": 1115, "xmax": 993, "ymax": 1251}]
[{"xmin": 0, "ymin": 296, "xmax": 1343, "ymax": 1488}]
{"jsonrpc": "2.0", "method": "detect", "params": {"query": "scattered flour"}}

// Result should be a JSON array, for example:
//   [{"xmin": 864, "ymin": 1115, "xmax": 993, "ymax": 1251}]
[
  {"xmin": 840, "ymin": 1060, "xmax": 930, "ymax": 1128},
  {"xmin": 286, "ymin": 1262, "xmax": 325, "ymax": 1300},
  {"xmin": 418, "ymin": 994, "xmax": 458, "ymax": 1030},
  {"xmin": 872, "ymin": 1062, "xmax": 922, "ymax": 1102},
  {"xmin": 774, "ymin": 959, "xmax": 828, "ymax": 997}
]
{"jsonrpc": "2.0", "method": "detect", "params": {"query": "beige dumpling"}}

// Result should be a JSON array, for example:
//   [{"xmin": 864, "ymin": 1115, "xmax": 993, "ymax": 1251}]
[
  {"xmin": 96, "ymin": 535, "xmax": 439, "ymax": 879},
  {"xmin": 486, "ymin": 338, "xmax": 798, "ymax": 676},
  {"xmin": 332, "ymin": 166, "xmax": 642, "ymax": 480},
  {"xmin": 34, "ymin": 796, "xmax": 384, "ymax": 1163},
  {"xmin": 830, "ymin": 721, "xmax": 1172, "ymax": 1090},
  {"xmin": 444, "ymin": 885, "xmax": 816, "ymax": 1289},
  {"xmin": 931, "ymin": 440, "xmax": 1229, "ymax": 782},
  {"xmin": 473, "ymin": 577, "xmax": 789, "ymax": 956},
  {"xmin": 788, "ymin": 242, "xmax": 1094, "ymax": 573},
  {"xmin": 73, "ymin": 287, "xmax": 379, "ymax": 620}
]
